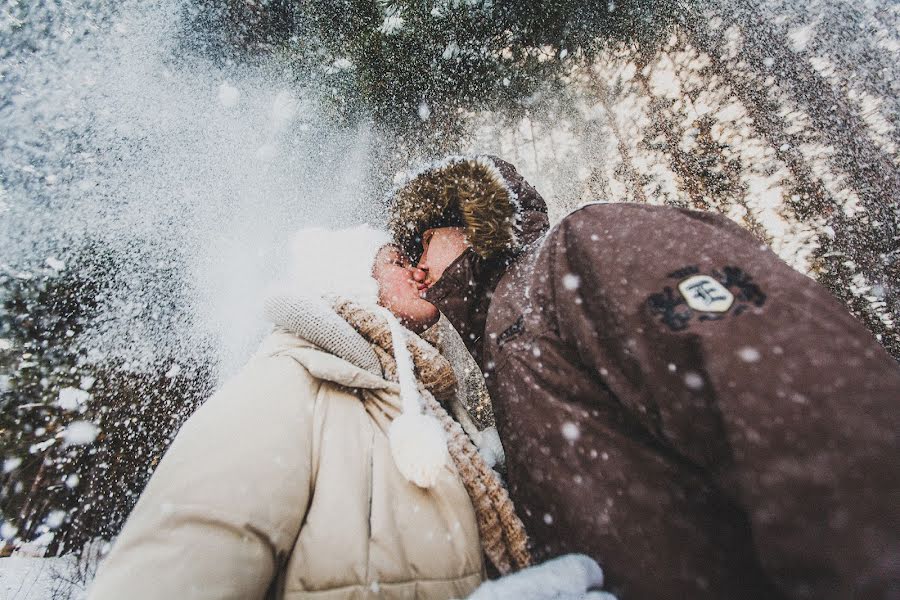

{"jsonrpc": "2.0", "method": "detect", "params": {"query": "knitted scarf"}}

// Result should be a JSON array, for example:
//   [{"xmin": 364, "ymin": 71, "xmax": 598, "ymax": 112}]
[{"xmin": 333, "ymin": 299, "xmax": 532, "ymax": 575}]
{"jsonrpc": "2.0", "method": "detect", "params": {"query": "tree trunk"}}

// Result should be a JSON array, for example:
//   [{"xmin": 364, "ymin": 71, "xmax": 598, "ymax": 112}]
[
  {"xmin": 681, "ymin": 0, "xmax": 900, "ymax": 358},
  {"xmin": 584, "ymin": 64, "xmax": 650, "ymax": 205}
]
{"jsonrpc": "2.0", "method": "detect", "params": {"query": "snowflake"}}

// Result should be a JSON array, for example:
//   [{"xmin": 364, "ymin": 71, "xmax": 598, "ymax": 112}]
[{"xmin": 378, "ymin": 14, "xmax": 405, "ymax": 35}]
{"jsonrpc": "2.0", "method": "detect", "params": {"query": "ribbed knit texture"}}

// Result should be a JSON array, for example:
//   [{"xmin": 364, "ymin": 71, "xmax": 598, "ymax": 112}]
[
  {"xmin": 334, "ymin": 300, "xmax": 532, "ymax": 575},
  {"xmin": 263, "ymin": 295, "xmax": 382, "ymax": 375}
]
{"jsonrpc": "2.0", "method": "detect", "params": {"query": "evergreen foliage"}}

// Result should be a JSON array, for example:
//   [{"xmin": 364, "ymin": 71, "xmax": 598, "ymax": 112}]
[
  {"xmin": 0, "ymin": 248, "xmax": 211, "ymax": 556},
  {"xmin": 187, "ymin": 0, "xmax": 685, "ymax": 134}
]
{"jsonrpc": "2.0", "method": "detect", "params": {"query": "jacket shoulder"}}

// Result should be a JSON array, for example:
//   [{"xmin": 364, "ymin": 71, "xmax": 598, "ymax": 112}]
[
  {"xmin": 555, "ymin": 202, "xmax": 758, "ymax": 245},
  {"xmin": 213, "ymin": 342, "xmax": 321, "ymax": 413},
  {"xmin": 252, "ymin": 328, "xmax": 391, "ymax": 392}
]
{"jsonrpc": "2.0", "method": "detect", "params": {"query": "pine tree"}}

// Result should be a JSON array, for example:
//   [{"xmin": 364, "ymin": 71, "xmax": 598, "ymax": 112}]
[
  {"xmin": 186, "ymin": 0, "xmax": 685, "ymax": 138},
  {"xmin": 1, "ymin": 248, "xmax": 212, "ymax": 556}
]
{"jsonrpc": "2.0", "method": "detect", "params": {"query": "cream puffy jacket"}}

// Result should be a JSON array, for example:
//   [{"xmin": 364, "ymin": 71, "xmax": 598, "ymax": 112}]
[{"xmin": 89, "ymin": 326, "xmax": 485, "ymax": 599}]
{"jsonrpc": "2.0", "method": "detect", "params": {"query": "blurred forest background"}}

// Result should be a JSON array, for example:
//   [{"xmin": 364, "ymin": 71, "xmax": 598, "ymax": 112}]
[{"xmin": 1, "ymin": 0, "xmax": 898, "ymax": 571}]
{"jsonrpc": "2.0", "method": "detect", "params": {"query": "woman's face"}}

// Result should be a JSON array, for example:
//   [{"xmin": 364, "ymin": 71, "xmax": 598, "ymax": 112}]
[{"xmin": 373, "ymin": 245, "xmax": 440, "ymax": 333}]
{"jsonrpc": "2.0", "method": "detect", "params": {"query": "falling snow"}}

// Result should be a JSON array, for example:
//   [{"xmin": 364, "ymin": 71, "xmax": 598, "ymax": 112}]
[
  {"xmin": 737, "ymin": 346, "xmax": 762, "ymax": 363},
  {"xmin": 562, "ymin": 274, "xmax": 581, "ymax": 291},
  {"xmin": 683, "ymin": 372, "xmax": 705, "ymax": 390},
  {"xmin": 1, "ymin": 0, "xmax": 898, "ymax": 595},
  {"xmin": 217, "ymin": 81, "xmax": 240, "ymax": 108},
  {"xmin": 561, "ymin": 421, "xmax": 580, "ymax": 442},
  {"xmin": 57, "ymin": 387, "xmax": 91, "ymax": 411},
  {"xmin": 61, "ymin": 421, "xmax": 100, "ymax": 447}
]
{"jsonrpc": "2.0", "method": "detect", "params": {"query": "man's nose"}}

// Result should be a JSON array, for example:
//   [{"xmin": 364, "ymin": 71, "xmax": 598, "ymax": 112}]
[{"xmin": 411, "ymin": 267, "xmax": 428, "ymax": 283}]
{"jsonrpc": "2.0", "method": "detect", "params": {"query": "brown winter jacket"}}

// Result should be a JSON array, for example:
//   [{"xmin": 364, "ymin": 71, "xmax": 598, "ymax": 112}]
[{"xmin": 394, "ymin": 159, "xmax": 900, "ymax": 600}]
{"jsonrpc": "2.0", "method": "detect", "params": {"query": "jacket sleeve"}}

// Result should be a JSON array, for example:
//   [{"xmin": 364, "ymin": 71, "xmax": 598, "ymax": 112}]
[
  {"xmin": 546, "ymin": 203, "xmax": 900, "ymax": 600},
  {"xmin": 89, "ymin": 353, "xmax": 317, "ymax": 600}
]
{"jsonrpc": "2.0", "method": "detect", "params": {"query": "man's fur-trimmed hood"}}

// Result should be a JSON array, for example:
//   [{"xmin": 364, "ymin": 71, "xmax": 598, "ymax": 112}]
[{"xmin": 388, "ymin": 155, "xmax": 548, "ymax": 260}]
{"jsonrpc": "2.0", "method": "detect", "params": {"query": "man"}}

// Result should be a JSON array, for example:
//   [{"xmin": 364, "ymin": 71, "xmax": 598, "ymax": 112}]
[{"xmin": 387, "ymin": 155, "xmax": 900, "ymax": 600}]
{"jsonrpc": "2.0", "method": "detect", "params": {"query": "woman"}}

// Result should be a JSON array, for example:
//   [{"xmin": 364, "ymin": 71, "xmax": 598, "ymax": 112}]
[{"xmin": 88, "ymin": 226, "xmax": 531, "ymax": 599}]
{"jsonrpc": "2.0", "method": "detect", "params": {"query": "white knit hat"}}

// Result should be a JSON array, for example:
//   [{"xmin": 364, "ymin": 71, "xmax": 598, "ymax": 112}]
[{"xmin": 288, "ymin": 224, "xmax": 389, "ymax": 305}]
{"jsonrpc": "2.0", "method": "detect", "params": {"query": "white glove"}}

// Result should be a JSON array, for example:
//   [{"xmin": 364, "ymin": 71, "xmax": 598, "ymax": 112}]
[{"xmin": 467, "ymin": 554, "xmax": 617, "ymax": 600}]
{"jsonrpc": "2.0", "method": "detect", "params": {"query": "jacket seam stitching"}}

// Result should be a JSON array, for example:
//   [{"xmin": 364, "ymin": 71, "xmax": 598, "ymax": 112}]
[
  {"xmin": 363, "ymin": 420, "xmax": 375, "ymax": 597},
  {"xmin": 283, "ymin": 571, "xmax": 484, "ymax": 594}
]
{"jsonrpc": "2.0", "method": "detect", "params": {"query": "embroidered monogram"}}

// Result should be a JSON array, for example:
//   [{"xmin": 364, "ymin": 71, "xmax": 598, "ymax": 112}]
[
  {"xmin": 646, "ymin": 288, "xmax": 692, "ymax": 331},
  {"xmin": 678, "ymin": 275, "xmax": 734, "ymax": 313},
  {"xmin": 647, "ymin": 266, "xmax": 766, "ymax": 331}
]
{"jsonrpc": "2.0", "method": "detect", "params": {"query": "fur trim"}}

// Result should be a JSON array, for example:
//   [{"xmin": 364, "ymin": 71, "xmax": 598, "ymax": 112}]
[{"xmin": 388, "ymin": 155, "xmax": 521, "ymax": 260}]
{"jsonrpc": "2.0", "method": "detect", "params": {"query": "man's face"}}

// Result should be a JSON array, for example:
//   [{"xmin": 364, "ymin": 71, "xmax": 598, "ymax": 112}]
[{"xmin": 412, "ymin": 227, "xmax": 470, "ymax": 293}]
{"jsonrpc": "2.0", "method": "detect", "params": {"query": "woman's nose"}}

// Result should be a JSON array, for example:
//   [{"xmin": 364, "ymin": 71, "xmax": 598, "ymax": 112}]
[{"xmin": 411, "ymin": 267, "xmax": 427, "ymax": 282}]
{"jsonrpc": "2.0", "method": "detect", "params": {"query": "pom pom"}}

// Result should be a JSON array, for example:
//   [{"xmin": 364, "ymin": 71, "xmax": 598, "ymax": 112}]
[{"xmin": 389, "ymin": 413, "xmax": 449, "ymax": 488}]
